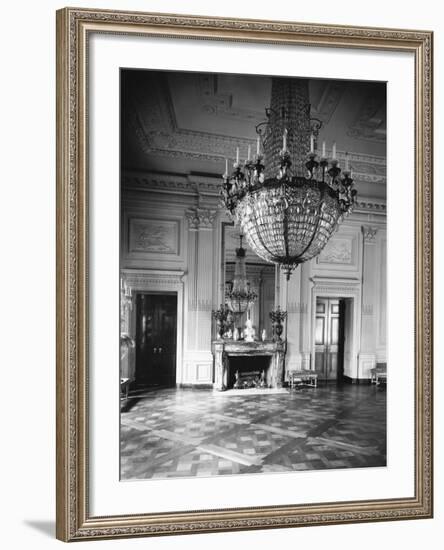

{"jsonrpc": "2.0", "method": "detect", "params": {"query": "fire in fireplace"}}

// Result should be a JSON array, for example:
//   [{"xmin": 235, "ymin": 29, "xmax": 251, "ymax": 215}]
[{"xmin": 227, "ymin": 356, "xmax": 271, "ymax": 389}]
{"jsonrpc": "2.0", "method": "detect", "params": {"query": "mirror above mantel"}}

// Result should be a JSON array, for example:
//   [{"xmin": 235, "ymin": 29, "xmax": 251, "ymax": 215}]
[{"xmin": 222, "ymin": 222, "xmax": 278, "ymax": 340}]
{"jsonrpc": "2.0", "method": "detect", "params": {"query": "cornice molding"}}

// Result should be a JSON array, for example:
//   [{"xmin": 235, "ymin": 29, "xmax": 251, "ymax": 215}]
[
  {"xmin": 123, "ymin": 171, "xmax": 387, "ymax": 219},
  {"xmin": 121, "ymin": 268, "xmax": 185, "ymax": 289},
  {"xmin": 354, "ymin": 200, "xmax": 386, "ymax": 213},
  {"xmin": 310, "ymin": 276, "xmax": 361, "ymax": 297}
]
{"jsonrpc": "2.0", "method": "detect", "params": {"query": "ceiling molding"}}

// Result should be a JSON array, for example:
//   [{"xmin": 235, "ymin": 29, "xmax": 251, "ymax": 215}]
[
  {"xmin": 196, "ymin": 74, "xmax": 264, "ymax": 123},
  {"xmin": 130, "ymin": 103, "xmax": 254, "ymax": 162},
  {"xmin": 125, "ymin": 74, "xmax": 385, "ymax": 175},
  {"xmin": 122, "ymin": 170, "xmax": 386, "ymax": 215},
  {"xmin": 132, "ymin": 108, "xmax": 388, "ymax": 183},
  {"xmin": 347, "ymin": 85, "xmax": 386, "ymax": 143},
  {"xmin": 311, "ymin": 81, "xmax": 345, "ymax": 125},
  {"xmin": 194, "ymin": 77, "xmax": 344, "ymax": 126}
]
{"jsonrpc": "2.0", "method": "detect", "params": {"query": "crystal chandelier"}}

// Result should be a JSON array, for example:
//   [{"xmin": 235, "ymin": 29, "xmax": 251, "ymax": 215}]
[
  {"xmin": 220, "ymin": 78, "xmax": 357, "ymax": 279},
  {"xmin": 225, "ymin": 234, "xmax": 257, "ymax": 315}
]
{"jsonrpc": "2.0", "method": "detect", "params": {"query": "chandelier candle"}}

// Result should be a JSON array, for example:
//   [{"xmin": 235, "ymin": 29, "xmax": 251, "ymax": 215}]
[{"xmin": 220, "ymin": 77, "xmax": 357, "ymax": 279}]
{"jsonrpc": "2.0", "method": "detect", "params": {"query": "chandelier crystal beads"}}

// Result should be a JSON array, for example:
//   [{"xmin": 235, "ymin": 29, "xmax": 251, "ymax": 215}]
[{"xmin": 220, "ymin": 78, "xmax": 357, "ymax": 279}]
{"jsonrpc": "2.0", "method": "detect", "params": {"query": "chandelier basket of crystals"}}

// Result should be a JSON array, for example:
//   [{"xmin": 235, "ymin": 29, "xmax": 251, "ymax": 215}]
[
  {"xmin": 225, "ymin": 234, "xmax": 257, "ymax": 315},
  {"xmin": 220, "ymin": 77, "xmax": 357, "ymax": 280}
]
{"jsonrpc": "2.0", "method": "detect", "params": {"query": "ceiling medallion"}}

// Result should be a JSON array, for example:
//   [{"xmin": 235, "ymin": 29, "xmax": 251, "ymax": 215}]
[{"xmin": 220, "ymin": 78, "xmax": 357, "ymax": 279}]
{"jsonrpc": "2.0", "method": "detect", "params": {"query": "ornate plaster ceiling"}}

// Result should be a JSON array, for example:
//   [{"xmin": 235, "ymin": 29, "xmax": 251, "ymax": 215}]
[{"xmin": 121, "ymin": 69, "xmax": 386, "ymax": 192}]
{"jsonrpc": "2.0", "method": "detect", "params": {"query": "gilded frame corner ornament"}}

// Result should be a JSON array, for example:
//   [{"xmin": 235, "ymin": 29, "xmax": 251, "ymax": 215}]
[{"xmin": 56, "ymin": 6, "xmax": 433, "ymax": 542}]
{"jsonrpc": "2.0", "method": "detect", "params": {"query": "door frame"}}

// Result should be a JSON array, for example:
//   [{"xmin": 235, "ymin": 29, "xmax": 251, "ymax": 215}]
[
  {"xmin": 314, "ymin": 297, "xmax": 345, "ymax": 382},
  {"xmin": 122, "ymin": 268, "xmax": 184, "ymax": 386},
  {"xmin": 310, "ymin": 276, "xmax": 361, "ymax": 380},
  {"xmin": 134, "ymin": 291, "xmax": 178, "ymax": 387}
]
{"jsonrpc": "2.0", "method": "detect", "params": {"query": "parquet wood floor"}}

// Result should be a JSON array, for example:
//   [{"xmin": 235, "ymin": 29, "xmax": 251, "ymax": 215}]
[{"xmin": 120, "ymin": 384, "xmax": 386, "ymax": 480}]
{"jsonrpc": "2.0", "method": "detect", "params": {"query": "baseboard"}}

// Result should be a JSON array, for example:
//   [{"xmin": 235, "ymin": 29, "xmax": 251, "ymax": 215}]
[
  {"xmin": 177, "ymin": 382, "xmax": 214, "ymax": 389},
  {"xmin": 342, "ymin": 375, "xmax": 372, "ymax": 385}
]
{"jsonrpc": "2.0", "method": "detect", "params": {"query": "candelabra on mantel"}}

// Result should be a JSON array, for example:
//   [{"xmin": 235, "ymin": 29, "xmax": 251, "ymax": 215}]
[
  {"xmin": 220, "ymin": 78, "xmax": 357, "ymax": 280},
  {"xmin": 269, "ymin": 306, "xmax": 288, "ymax": 342},
  {"xmin": 211, "ymin": 304, "xmax": 233, "ymax": 340}
]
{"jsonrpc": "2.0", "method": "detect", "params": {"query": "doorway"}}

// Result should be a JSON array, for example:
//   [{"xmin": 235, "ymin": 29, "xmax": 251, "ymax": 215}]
[
  {"xmin": 314, "ymin": 297, "xmax": 345, "ymax": 382},
  {"xmin": 135, "ymin": 292, "xmax": 177, "ymax": 388}
]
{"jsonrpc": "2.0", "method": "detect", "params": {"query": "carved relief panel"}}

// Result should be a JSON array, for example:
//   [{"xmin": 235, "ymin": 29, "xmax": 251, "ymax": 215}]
[
  {"xmin": 314, "ymin": 225, "xmax": 361, "ymax": 275},
  {"xmin": 317, "ymin": 237, "xmax": 353, "ymax": 265},
  {"xmin": 121, "ymin": 210, "xmax": 186, "ymax": 269},
  {"xmin": 129, "ymin": 218, "xmax": 180, "ymax": 255}
]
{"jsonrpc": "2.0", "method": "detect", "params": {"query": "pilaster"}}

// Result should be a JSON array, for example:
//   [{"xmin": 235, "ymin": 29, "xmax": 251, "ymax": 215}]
[
  {"xmin": 358, "ymin": 225, "xmax": 378, "ymax": 377},
  {"xmin": 183, "ymin": 207, "xmax": 217, "ymax": 385},
  {"xmin": 282, "ymin": 266, "xmax": 304, "ymax": 374},
  {"xmin": 299, "ymin": 260, "xmax": 313, "ymax": 370}
]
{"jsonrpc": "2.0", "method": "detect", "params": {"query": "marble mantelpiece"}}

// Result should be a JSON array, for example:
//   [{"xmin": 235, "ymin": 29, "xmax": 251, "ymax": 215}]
[{"xmin": 212, "ymin": 340, "xmax": 286, "ymax": 391}]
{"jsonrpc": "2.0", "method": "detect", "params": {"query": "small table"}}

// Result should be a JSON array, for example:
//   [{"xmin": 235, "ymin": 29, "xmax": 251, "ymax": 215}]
[
  {"xmin": 288, "ymin": 370, "xmax": 318, "ymax": 389},
  {"xmin": 370, "ymin": 367, "xmax": 387, "ymax": 385},
  {"xmin": 375, "ymin": 372, "xmax": 387, "ymax": 386}
]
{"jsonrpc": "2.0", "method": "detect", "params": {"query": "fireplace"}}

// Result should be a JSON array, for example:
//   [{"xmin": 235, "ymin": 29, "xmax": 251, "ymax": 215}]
[
  {"xmin": 212, "ymin": 340, "xmax": 286, "ymax": 391},
  {"xmin": 227, "ymin": 355, "xmax": 271, "ymax": 389}
]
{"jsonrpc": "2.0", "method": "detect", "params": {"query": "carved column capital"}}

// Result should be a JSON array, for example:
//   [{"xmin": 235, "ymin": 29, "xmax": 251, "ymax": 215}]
[
  {"xmin": 185, "ymin": 207, "xmax": 217, "ymax": 231},
  {"xmin": 196, "ymin": 207, "xmax": 217, "ymax": 230},
  {"xmin": 362, "ymin": 225, "xmax": 378, "ymax": 243},
  {"xmin": 185, "ymin": 208, "xmax": 200, "ymax": 231}
]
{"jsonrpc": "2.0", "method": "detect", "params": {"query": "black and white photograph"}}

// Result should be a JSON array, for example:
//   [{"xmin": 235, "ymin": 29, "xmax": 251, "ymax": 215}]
[
  {"xmin": 1, "ymin": 0, "xmax": 439, "ymax": 546},
  {"xmin": 119, "ymin": 69, "xmax": 387, "ymax": 481}
]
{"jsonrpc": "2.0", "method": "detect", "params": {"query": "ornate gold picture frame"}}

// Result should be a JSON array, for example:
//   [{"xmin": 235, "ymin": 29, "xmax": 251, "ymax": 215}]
[{"xmin": 56, "ymin": 7, "xmax": 433, "ymax": 542}]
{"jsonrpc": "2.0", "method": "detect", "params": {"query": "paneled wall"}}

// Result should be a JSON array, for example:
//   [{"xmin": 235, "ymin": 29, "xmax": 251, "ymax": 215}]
[
  {"xmin": 121, "ymin": 180, "xmax": 220, "ymax": 386},
  {"xmin": 121, "ymin": 173, "xmax": 386, "ymax": 385}
]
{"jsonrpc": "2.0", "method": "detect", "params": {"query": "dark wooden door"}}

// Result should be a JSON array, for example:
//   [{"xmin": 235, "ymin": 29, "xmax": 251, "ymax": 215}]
[
  {"xmin": 135, "ymin": 293, "xmax": 177, "ymax": 387},
  {"xmin": 314, "ymin": 298, "xmax": 345, "ymax": 381}
]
